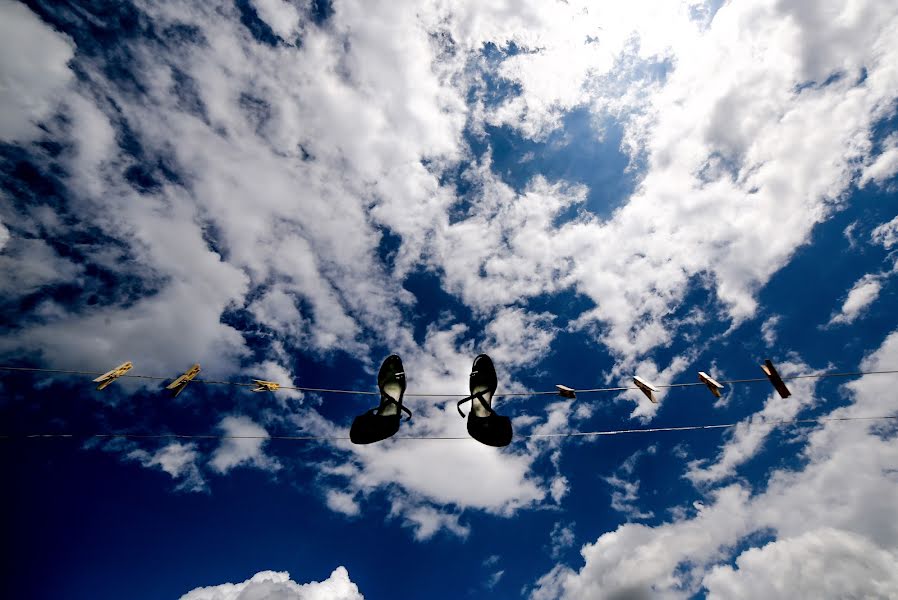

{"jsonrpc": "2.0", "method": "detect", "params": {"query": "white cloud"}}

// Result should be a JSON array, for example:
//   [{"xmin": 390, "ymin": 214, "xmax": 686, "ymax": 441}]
[
  {"xmin": 530, "ymin": 329, "xmax": 898, "ymax": 599},
  {"xmin": 442, "ymin": 0, "xmax": 898, "ymax": 376},
  {"xmin": 250, "ymin": 359, "xmax": 305, "ymax": 403},
  {"xmin": 859, "ymin": 133, "xmax": 898, "ymax": 188},
  {"xmin": 550, "ymin": 522, "xmax": 576, "ymax": 559},
  {"xmin": 210, "ymin": 415, "xmax": 281, "ymax": 474},
  {"xmin": 871, "ymin": 215, "xmax": 898, "ymax": 249},
  {"xmin": 180, "ymin": 567, "xmax": 364, "ymax": 600},
  {"xmin": 390, "ymin": 499, "xmax": 470, "ymax": 541},
  {"xmin": 486, "ymin": 569, "xmax": 505, "ymax": 589},
  {"xmin": 0, "ymin": 0, "xmax": 74, "ymax": 141},
  {"xmin": 605, "ymin": 446, "xmax": 656, "ymax": 519},
  {"xmin": 760, "ymin": 315, "xmax": 780, "ymax": 346},
  {"xmin": 324, "ymin": 490, "xmax": 360, "ymax": 517},
  {"xmin": 686, "ymin": 362, "xmax": 818, "ymax": 485},
  {"xmin": 484, "ymin": 307, "xmax": 557, "ymax": 367},
  {"xmin": 826, "ymin": 273, "xmax": 883, "ymax": 326},
  {"xmin": 251, "ymin": 0, "xmax": 302, "ymax": 40},
  {"xmin": 0, "ymin": 237, "xmax": 83, "ymax": 297},
  {"xmin": 703, "ymin": 528, "xmax": 898, "ymax": 599},
  {"xmin": 129, "ymin": 442, "xmax": 206, "ymax": 492}
]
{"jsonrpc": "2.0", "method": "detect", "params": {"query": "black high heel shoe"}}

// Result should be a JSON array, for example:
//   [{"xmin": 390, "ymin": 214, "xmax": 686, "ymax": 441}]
[
  {"xmin": 350, "ymin": 355, "xmax": 412, "ymax": 445},
  {"xmin": 457, "ymin": 354, "xmax": 513, "ymax": 447}
]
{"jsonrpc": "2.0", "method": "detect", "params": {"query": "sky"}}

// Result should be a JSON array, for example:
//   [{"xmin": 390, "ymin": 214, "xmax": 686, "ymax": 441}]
[{"xmin": 2, "ymin": 0, "xmax": 898, "ymax": 598}]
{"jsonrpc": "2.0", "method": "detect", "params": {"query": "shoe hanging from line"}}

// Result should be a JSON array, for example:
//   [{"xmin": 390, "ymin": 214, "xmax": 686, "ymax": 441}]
[
  {"xmin": 350, "ymin": 354, "xmax": 412, "ymax": 445},
  {"xmin": 457, "ymin": 354, "xmax": 513, "ymax": 447}
]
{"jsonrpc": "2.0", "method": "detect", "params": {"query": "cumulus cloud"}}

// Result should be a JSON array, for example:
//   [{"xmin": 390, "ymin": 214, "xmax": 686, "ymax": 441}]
[
  {"xmin": 703, "ymin": 529, "xmax": 898, "ymax": 599},
  {"xmin": 180, "ymin": 568, "xmax": 364, "ymax": 600}
]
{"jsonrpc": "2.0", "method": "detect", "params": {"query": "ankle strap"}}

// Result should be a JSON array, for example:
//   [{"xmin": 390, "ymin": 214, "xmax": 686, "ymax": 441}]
[{"xmin": 456, "ymin": 391, "xmax": 494, "ymax": 418}]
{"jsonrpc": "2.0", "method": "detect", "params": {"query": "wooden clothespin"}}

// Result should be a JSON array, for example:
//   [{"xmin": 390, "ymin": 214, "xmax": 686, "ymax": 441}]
[
  {"xmin": 761, "ymin": 359, "xmax": 791, "ymax": 398},
  {"xmin": 633, "ymin": 376, "xmax": 659, "ymax": 403},
  {"xmin": 698, "ymin": 371, "xmax": 724, "ymax": 398},
  {"xmin": 166, "ymin": 364, "xmax": 201, "ymax": 398},
  {"xmin": 555, "ymin": 384, "xmax": 577, "ymax": 399},
  {"xmin": 251, "ymin": 379, "xmax": 280, "ymax": 393},
  {"xmin": 93, "ymin": 361, "xmax": 133, "ymax": 390}
]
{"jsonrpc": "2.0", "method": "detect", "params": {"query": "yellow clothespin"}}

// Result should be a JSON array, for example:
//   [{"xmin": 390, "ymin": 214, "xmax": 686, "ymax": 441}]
[
  {"xmin": 251, "ymin": 379, "xmax": 280, "ymax": 393},
  {"xmin": 633, "ymin": 376, "xmax": 659, "ymax": 403},
  {"xmin": 555, "ymin": 384, "xmax": 577, "ymax": 399},
  {"xmin": 93, "ymin": 361, "xmax": 133, "ymax": 390},
  {"xmin": 166, "ymin": 364, "xmax": 201, "ymax": 398},
  {"xmin": 760, "ymin": 359, "xmax": 791, "ymax": 398},
  {"xmin": 698, "ymin": 371, "xmax": 724, "ymax": 398}
]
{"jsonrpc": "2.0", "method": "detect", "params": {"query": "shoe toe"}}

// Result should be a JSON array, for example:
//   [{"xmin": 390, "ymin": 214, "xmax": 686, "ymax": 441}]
[
  {"xmin": 467, "ymin": 413, "xmax": 513, "ymax": 447},
  {"xmin": 350, "ymin": 412, "xmax": 401, "ymax": 444}
]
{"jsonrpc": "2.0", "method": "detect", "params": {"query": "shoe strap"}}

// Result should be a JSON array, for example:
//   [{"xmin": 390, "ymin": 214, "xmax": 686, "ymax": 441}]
[
  {"xmin": 456, "ymin": 391, "xmax": 495, "ymax": 418},
  {"xmin": 377, "ymin": 393, "xmax": 413, "ymax": 421}
]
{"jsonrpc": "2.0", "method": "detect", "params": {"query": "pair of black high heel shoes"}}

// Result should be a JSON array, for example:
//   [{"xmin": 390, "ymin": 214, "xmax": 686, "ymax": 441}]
[{"xmin": 349, "ymin": 354, "xmax": 513, "ymax": 447}]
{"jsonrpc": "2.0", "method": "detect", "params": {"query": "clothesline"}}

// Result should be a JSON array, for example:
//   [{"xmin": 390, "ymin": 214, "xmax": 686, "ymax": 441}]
[
  {"xmin": 4, "ymin": 414, "xmax": 896, "ymax": 442},
  {"xmin": 2, "ymin": 365, "xmax": 897, "ymax": 398}
]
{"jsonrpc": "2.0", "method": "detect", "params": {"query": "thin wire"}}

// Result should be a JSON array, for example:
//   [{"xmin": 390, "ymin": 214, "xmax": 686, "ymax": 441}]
[
  {"xmin": 2, "ymin": 365, "xmax": 898, "ymax": 398},
  {"xmin": 3, "ymin": 414, "xmax": 895, "ymax": 443}
]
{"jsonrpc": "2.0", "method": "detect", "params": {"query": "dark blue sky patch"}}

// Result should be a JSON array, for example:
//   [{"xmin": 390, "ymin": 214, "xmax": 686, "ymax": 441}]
[
  {"xmin": 198, "ymin": 217, "xmax": 228, "ymax": 262},
  {"xmin": 794, "ymin": 70, "xmax": 846, "ymax": 94},
  {"xmin": 234, "ymin": 0, "xmax": 280, "ymax": 47},
  {"xmin": 375, "ymin": 226, "xmax": 403, "ymax": 271},
  {"xmin": 401, "ymin": 268, "xmax": 473, "ymax": 347},
  {"xmin": 310, "ymin": 0, "xmax": 334, "ymax": 26},
  {"xmin": 170, "ymin": 66, "xmax": 209, "ymax": 122},
  {"xmin": 472, "ymin": 44, "xmax": 526, "ymax": 109},
  {"xmin": 483, "ymin": 108, "xmax": 637, "ymax": 223},
  {"xmin": 113, "ymin": 114, "xmax": 186, "ymax": 192},
  {"xmin": 756, "ymin": 187, "xmax": 898, "ymax": 369},
  {"xmin": 869, "ymin": 102, "xmax": 898, "ymax": 155}
]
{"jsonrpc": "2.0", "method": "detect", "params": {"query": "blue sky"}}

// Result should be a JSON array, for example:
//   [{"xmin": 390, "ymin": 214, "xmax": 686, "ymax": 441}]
[{"xmin": 2, "ymin": 0, "xmax": 898, "ymax": 598}]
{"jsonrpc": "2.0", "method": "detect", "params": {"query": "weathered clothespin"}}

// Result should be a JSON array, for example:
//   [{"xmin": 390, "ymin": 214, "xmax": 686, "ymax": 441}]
[
  {"xmin": 555, "ymin": 384, "xmax": 577, "ymax": 399},
  {"xmin": 633, "ymin": 376, "xmax": 659, "ymax": 403},
  {"xmin": 166, "ymin": 364, "xmax": 201, "ymax": 398},
  {"xmin": 93, "ymin": 361, "xmax": 133, "ymax": 390},
  {"xmin": 251, "ymin": 379, "xmax": 280, "ymax": 393},
  {"xmin": 698, "ymin": 371, "xmax": 724, "ymax": 398},
  {"xmin": 760, "ymin": 359, "xmax": 791, "ymax": 398}
]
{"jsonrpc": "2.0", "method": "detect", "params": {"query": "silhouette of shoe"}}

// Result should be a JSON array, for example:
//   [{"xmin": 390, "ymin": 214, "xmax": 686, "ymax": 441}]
[
  {"xmin": 457, "ymin": 354, "xmax": 512, "ymax": 447},
  {"xmin": 350, "ymin": 355, "xmax": 411, "ymax": 445}
]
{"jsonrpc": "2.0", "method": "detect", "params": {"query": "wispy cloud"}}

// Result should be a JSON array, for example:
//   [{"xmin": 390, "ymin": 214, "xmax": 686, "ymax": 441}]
[{"xmin": 210, "ymin": 415, "xmax": 281, "ymax": 474}]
